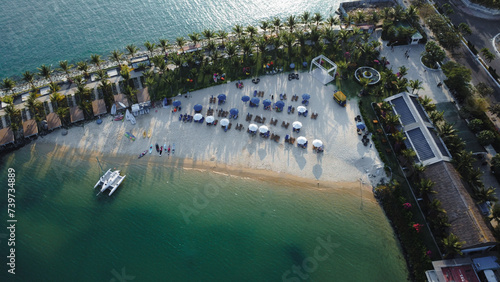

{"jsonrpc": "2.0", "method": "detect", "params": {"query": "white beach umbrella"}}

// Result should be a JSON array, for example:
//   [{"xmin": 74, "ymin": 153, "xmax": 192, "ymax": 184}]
[
  {"xmin": 297, "ymin": 136, "xmax": 307, "ymax": 145},
  {"xmin": 259, "ymin": 125, "xmax": 269, "ymax": 133},
  {"xmin": 312, "ymin": 139, "xmax": 323, "ymax": 147},
  {"xmin": 297, "ymin": 106, "xmax": 307, "ymax": 113},
  {"xmin": 249, "ymin": 124, "xmax": 258, "ymax": 132},
  {"xmin": 194, "ymin": 113, "xmax": 203, "ymax": 121},
  {"xmin": 206, "ymin": 116, "xmax": 214, "ymax": 123},
  {"xmin": 292, "ymin": 121, "xmax": 302, "ymax": 129},
  {"xmin": 220, "ymin": 118, "xmax": 230, "ymax": 126}
]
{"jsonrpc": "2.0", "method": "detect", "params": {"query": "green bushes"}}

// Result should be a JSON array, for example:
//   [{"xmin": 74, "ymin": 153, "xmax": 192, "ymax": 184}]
[{"xmin": 477, "ymin": 130, "xmax": 496, "ymax": 146}]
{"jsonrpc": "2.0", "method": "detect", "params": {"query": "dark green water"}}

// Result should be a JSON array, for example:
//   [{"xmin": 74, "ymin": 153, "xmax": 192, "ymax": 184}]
[{"xmin": 0, "ymin": 144, "xmax": 408, "ymax": 281}]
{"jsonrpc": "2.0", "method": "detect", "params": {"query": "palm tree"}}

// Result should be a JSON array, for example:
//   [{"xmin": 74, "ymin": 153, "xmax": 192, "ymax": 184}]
[
  {"xmin": 176, "ymin": 37, "xmax": 186, "ymax": 54},
  {"xmin": 405, "ymin": 5, "xmax": 419, "ymax": 24},
  {"xmin": 125, "ymin": 44, "xmax": 139, "ymax": 60},
  {"xmin": 409, "ymin": 79, "xmax": 424, "ymax": 94},
  {"xmin": 273, "ymin": 17, "xmax": 282, "ymax": 35},
  {"xmin": 260, "ymin": 21, "xmax": 270, "ymax": 35},
  {"xmin": 120, "ymin": 65, "xmax": 132, "ymax": 87},
  {"xmin": 242, "ymin": 41, "xmax": 253, "ymax": 58},
  {"xmin": 22, "ymin": 71, "xmax": 36, "ymax": 89},
  {"xmin": 417, "ymin": 178, "xmax": 436, "ymax": 198},
  {"xmin": 313, "ymin": 12, "xmax": 323, "ymax": 26},
  {"xmin": 25, "ymin": 91, "xmax": 43, "ymax": 123},
  {"xmin": 398, "ymin": 65, "xmax": 408, "ymax": 79},
  {"xmin": 401, "ymin": 148, "xmax": 417, "ymax": 165},
  {"xmin": 391, "ymin": 130, "xmax": 407, "ymax": 151},
  {"xmin": 58, "ymin": 60, "xmax": 73, "ymax": 83},
  {"xmin": 1, "ymin": 78, "xmax": 16, "ymax": 95},
  {"xmin": 202, "ymin": 29, "xmax": 216, "ymax": 44},
  {"xmin": 286, "ymin": 15, "xmax": 297, "ymax": 32},
  {"xmin": 90, "ymin": 54, "xmax": 103, "ymax": 70},
  {"xmin": 2, "ymin": 96, "xmax": 21, "ymax": 135},
  {"xmin": 428, "ymin": 110, "xmax": 444, "ymax": 125},
  {"xmin": 412, "ymin": 163, "xmax": 426, "ymax": 179},
  {"xmin": 56, "ymin": 106, "xmax": 70, "ymax": 126},
  {"xmin": 453, "ymin": 150, "xmax": 474, "ymax": 176},
  {"xmin": 218, "ymin": 30, "xmax": 228, "ymax": 46},
  {"xmin": 225, "ymin": 43, "xmax": 237, "ymax": 64},
  {"xmin": 442, "ymin": 233, "xmax": 464, "ymax": 258},
  {"xmin": 282, "ymin": 32, "xmax": 295, "ymax": 59},
  {"xmin": 123, "ymin": 85, "xmax": 137, "ymax": 105},
  {"xmin": 438, "ymin": 122, "xmax": 457, "ymax": 140},
  {"xmin": 354, "ymin": 11, "xmax": 365, "ymax": 24},
  {"xmin": 246, "ymin": 26, "xmax": 258, "ymax": 41},
  {"xmin": 301, "ymin": 11, "xmax": 311, "ymax": 28},
  {"xmin": 256, "ymin": 37, "xmax": 267, "ymax": 57},
  {"xmin": 38, "ymin": 64, "xmax": 53, "ymax": 83},
  {"xmin": 383, "ymin": 112, "xmax": 400, "ymax": 133},
  {"xmin": 474, "ymin": 186, "xmax": 498, "ymax": 204},
  {"xmin": 144, "ymin": 41, "xmax": 156, "ymax": 58},
  {"xmin": 326, "ymin": 15, "xmax": 338, "ymax": 28},
  {"xmin": 158, "ymin": 39, "xmax": 170, "ymax": 54},
  {"xmin": 359, "ymin": 77, "xmax": 371, "ymax": 95},
  {"xmin": 419, "ymin": 96, "xmax": 436, "ymax": 112},
  {"xmin": 110, "ymin": 50, "xmax": 124, "ymax": 67},
  {"xmin": 76, "ymin": 61, "xmax": 90, "ymax": 78},
  {"xmin": 233, "ymin": 24, "xmax": 244, "ymax": 41}
]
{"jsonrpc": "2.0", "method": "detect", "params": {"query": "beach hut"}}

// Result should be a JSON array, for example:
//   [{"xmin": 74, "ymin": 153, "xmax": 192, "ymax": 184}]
[
  {"xmin": 0, "ymin": 127, "xmax": 14, "ymax": 146},
  {"xmin": 46, "ymin": 112, "xmax": 62, "ymax": 130},
  {"xmin": 297, "ymin": 106, "xmax": 307, "ymax": 113},
  {"xmin": 248, "ymin": 124, "xmax": 258, "ymax": 132},
  {"xmin": 241, "ymin": 95, "xmax": 250, "ymax": 103},
  {"xmin": 292, "ymin": 121, "xmax": 302, "ymax": 129},
  {"xmin": 220, "ymin": 118, "xmax": 229, "ymax": 126},
  {"xmin": 92, "ymin": 99, "xmax": 107, "ymax": 116},
  {"xmin": 193, "ymin": 104, "xmax": 202, "ymax": 113},
  {"xmin": 193, "ymin": 113, "xmax": 203, "ymax": 121},
  {"xmin": 70, "ymin": 106, "xmax": 84, "ymax": 123},
  {"xmin": 137, "ymin": 87, "xmax": 150, "ymax": 103},
  {"xmin": 23, "ymin": 119, "xmax": 38, "ymax": 138}
]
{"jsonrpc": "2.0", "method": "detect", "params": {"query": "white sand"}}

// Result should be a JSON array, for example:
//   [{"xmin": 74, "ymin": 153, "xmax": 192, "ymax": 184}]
[{"xmin": 37, "ymin": 73, "xmax": 388, "ymax": 186}]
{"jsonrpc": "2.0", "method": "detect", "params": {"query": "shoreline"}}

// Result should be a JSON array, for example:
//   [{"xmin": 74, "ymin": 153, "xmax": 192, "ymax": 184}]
[{"xmin": 32, "ymin": 73, "xmax": 388, "ymax": 193}]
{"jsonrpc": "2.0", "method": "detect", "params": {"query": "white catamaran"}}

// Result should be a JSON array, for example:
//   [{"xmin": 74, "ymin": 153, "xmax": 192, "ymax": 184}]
[{"xmin": 94, "ymin": 158, "xmax": 126, "ymax": 196}]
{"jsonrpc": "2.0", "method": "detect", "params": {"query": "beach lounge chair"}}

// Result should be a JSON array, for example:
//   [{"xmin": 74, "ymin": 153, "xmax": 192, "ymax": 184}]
[
  {"xmin": 228, "ymin": 123, "xmax": 232, "ymax": 130},
  {"xmin": 274, "ymin": 135, "xmax": 280, "ymax": 142},
  {"xmin": 285, "ymin": 135, "xmax": 289, "ymax": 142},
  {"xmin": 179, "ymin": 114, "xmax": 183, "ymax": 121}
]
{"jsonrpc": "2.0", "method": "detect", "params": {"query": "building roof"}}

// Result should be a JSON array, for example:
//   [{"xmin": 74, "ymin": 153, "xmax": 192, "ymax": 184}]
[
  {"xmin": 472, "ymin": 256, "xmax": 500, "ymax": 271},
  {"xmin": 92, "ymin": 99, "xmax": 107, "ymax": 116},
  {"xmin": 137, "ymin": 87, "xmax": 150, "ymax": 103},
  {"xmin": 23, "ymin": 119, "xmax": 38, "ymax": 138},
  {"xmin": 46, "ymin": 112, "xmax": 62, "ymax": 130},
  {"xmin": 114, "ymin": 94, "xmax": 129, "ymax": 110},
  {"xmin": 384, "ymin": 92, "xmax": 451, "ymax": 166},
  {"xmin": 431, "ymin": 258, "xmax": 481, "ymax": 282},
  {"xmin": 70, "ymin": 106, "xmax": 84, "ymax": 123},
  {"xmin": 424, "ymin": 161, "xmax": 496, "ymax": 249},
  {"xmin": 0, "ymin": 127, "xmax": 14, "ymax": 146}
]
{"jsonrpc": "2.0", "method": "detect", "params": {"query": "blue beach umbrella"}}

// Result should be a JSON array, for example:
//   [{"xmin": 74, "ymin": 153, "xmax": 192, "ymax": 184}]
[
  {"xmin": 356, "ymin": 122, "xmax": 366, "ymax": 130},
  {"xmin": 275, "ymin": 100, "xmax": 285, "ymax": 109},
  {"xmin": 230, "ymin": 108, "xmax": 239, "ymax": 116},
  {"xmin": 173, "ymin": 100, "xmax": 181, "ymax": 107},
  {"xmin": 193, "ymin": 104, "xmax": 202, "ymax": 112},
  {"xmin": 302, "ymin": 94, "xmax": 311, "ymax": 100},
  {"xmin": 241, "ymin": 95, "xmax": 250, "ymax": 102},
  {"xmin": 263, "ymin": 99, "xmax": 272, "ymax": 107},
  {"xmin": 290, "ymin": 63, "xmax": 295, "ymax": 69},
  {"xmin": 250, "ymin": 97, "xmax": 260, "ymax": 105},
  {"xmin": 218, "ymin": 94, "xmax": 226, "ymax": 101}
]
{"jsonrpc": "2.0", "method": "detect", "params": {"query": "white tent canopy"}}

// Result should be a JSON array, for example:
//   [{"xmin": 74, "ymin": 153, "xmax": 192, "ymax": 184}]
[
  {"xmin": 194, "ymin": 113, "xmax": 203, "ymax": 121},
  {"xmin": 297, "ymin": 106, "xmax": 307, "ymax": 113},
  {"xmin": 292, "ymin": 121, "xmax": 302, "ymax": 129},
  {"xmin": 220, "ymin": 118, "xmax": 229, "ymax": 126},
  {"xmin": 259, "ymin": 125, "xmax": 269, "ymax": 133},
  {"xmin": 249, "ymin": 124, "xmax": 258, "ymax": 131},
  {"xmin": 297, "ymin": 136, "xmax": 307, "ymax": 145},
  {"xmin": 310, "ymin": 55, "xmax": 337, "ymax": 85},
  {"xmin": 312, "ymin": 139, "xmax": 323, "ymax": 147},
  {"xmin": 206, "ymin": 116, "xmax": 214, "ymax": 123}
]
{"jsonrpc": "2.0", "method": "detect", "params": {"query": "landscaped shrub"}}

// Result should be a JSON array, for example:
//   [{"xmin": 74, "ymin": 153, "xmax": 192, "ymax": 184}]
[
  {"xmin": 468, "ymin": 118, "xmax": 483, "ymax": 133},
  {"xmin": 477, "ymin": 130, "xmax": 496, "ymax": 146}
]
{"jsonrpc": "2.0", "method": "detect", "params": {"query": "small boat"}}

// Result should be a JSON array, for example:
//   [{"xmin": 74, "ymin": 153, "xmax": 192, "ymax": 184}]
[
  {"xmin": 124, "ymin": 132, "xmax": 136, "ymax": 141},
  {"xmin": 148, "ymin": 129, "xmax": 152, "ymax": 138},
  {"xmin": 155, "ymin": 143, "xmax": 159, "ymax": 152},
  {"xmin": 164, "ymin": 143, "xmax": 167, "ymax": 155},
  {"xmin": 167, "ymin": 144, "xmax": 171, "ymax": 156},
  {"xmin": 149, "ymin": 145, "xmax": 153, "ymax": 154},
  {"xmin": 172, "ymin": 143, "xmax": 175, "ymax": 154},
  {"xmin": 159, "ymin": 146, "xmax": 163, "ymax": 156},
  {"xmin": 114, "ymin": 114, "xmax": 124, "ymax": 121},
  {"xmin": 138, "ymin": 150, "xmax": 147, "ymax": 159},
  {"xmin": 143, "ymin": 131, "xmax": 146, "ymax": 138}
]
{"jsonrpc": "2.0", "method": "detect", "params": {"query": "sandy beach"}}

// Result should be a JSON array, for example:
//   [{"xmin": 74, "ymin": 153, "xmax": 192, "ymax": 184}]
[{"xmin": 36, "ymin": 73, "xmax": 387, "ymax": 187}]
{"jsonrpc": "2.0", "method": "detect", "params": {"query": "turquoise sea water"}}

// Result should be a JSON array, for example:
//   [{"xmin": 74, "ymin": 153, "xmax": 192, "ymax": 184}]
[
  {"xmin": 0, "ymin": 143, "xmax": 409, "ymax": 281},
  {"xmin": 1, "ymin": 0, "xmax": 340, "ymax": 80}
]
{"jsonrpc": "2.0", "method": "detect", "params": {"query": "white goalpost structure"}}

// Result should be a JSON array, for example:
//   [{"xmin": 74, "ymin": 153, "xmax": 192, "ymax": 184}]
[{"xmin": 309, "ymin": 55, "xmax": 337, "ymax": 85}]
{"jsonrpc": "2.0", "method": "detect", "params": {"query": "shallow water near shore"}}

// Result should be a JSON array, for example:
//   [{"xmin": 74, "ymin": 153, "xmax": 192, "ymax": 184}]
[{"xmin": 0, "ymin": 143, "xmax": 408, "ymax": 281}]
